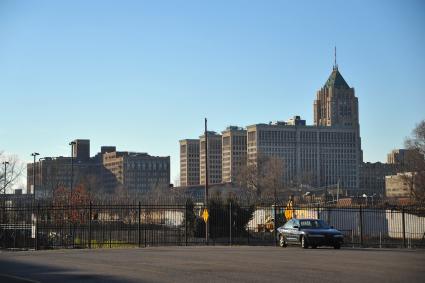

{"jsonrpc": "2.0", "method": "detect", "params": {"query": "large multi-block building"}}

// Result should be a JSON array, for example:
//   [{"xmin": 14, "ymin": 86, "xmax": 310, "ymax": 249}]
[
  {"xmin": 179, "ymin": 62, "xmax": 364, "ymax": 194},
  {"xmin": 246, "ymin": 65, "xmax": 362, "ymax": 194},
  {"xmin": 200, "ymin": 132, "xmax": 222, "ymax": 185},
  {"xmin": 221, "ymin": 126, "xmax": 247, "ymax": 183},
  {"xmin": 179, "ymin": 139, "xmax": 200, "ymax": 186},
  {"xmin": 359, "ymin": 162, "xmax": 399, "ymax": 197},
  {"xmin": 247, "ymin": 121, "xmax": 361, "ymax": 192},
  {"xmin": 27, "ymin": 156, "xmax": 93, "ymax": 198},
  {"xmin": 102, "ymin": 151, "xmax": 170, "ymax": 193},
  {"xmin": 27, "ymin": 139, "xmax": 170, "ymax": 198}
]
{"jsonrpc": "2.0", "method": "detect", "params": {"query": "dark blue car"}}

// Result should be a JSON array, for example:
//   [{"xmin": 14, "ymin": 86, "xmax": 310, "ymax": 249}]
[{"xmin": 277, "ymin": 218, "xmax": 344, "ymax": 249}]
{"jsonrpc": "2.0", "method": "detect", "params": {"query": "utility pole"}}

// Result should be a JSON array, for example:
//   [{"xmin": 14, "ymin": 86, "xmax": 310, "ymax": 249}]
[{"xmin": 204, "ymin": 118, "xmax": 209, "ymax": 245}]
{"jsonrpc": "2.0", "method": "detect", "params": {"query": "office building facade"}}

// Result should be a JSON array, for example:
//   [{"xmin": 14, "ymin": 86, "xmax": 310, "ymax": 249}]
[
  {"xmin": 179, "ymin": 139, "xmax": 200, "ymax": 186},
  {"xmin": 247, "ymin": 122, "xmax": 361, "ymax": 193},
  {"xmin": 359, "ymin": 162, "xmax": 399, "ymax": 197},
  {"xmin": 200, "ymin": 132, "xmax": 222, "ymax": 185},
  {"xmin": 102, "ymin": 151, "xmax": 170, "ymax": 193},
  {"xmin": 27, "ymin": 139, "xmax": 170, "ymax": 198},
  {"xmin": 221, "ymin": 126, "xmax": 247, "ymax": 183}
]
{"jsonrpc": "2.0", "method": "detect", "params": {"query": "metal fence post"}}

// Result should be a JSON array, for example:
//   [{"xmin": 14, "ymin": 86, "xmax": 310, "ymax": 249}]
[
  {"xmin": 229, "ymin": 202, "xmax": 232, "ymax": 246},
  {"xmin": 35, "ymin": 204, "xmax": 40, "ymax": 250},
  {"xmin": 184, "ymin": 202, "xmax": 188, "ymax": 246},
  {"xmin": 274, "ymin": 204, "xmax": 277, "ymax": 246},
  {"xmin": 88, "ymin": 201, "xmax": 92, "ymax": 249},
  {"xmin": 359, "ymin": 205, "xmax": 363, "ymax": 248},
  {"xmin": 316, "ymin": 205, "xmax": 320, "ymax": 219},
  {"xmin": 402, "ymin": 207, "xmax": 406, "ymax": 248},
  {"xmin": 138, "ymin": 202, "xmax": 141, "ymax": 248},
  {"xmin": 144, "ymin": 208, "xmax": 147, "ymax": 248}
]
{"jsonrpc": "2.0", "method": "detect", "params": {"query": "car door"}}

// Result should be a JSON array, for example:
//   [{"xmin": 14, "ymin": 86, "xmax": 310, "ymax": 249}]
[
  {"xmin": 288, "ymin": 219, "xmax": 301, "ymax": 243},
  {"xmin": 282, "ymin": 220, "xmax": 296, "ymax": 243}
]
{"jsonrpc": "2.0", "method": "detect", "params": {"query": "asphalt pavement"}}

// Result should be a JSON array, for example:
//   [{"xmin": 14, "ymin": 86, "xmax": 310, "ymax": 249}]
[{"xmin": 0, "ymin": 246, "xmax": 424, "ymax": 283}]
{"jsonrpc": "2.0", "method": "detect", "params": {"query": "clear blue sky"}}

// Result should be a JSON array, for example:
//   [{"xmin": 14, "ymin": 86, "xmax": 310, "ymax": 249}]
[{"xmin": 1, "ymin": 0, "xmax": 424, "ymax": 189}]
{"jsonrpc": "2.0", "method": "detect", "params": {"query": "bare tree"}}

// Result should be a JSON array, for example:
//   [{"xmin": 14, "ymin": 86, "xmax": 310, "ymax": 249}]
[
  {"xmin": 78, "ymin": 174, "xmax": 102, "ymax": 201},
  {"xmin": 405, "ymin": 120, "xmax": 425, "ymax": 156},
  {"xmin": 235, "ymin": 155, "xmax": 286, "ymax": 202},
  {"xmin": 0, "ymin": 151, "xmax": 25, "ymax": 194},
  {"xmin": 261, "ymin": 156, "xmax": 285, "ymax": 200},
  {"xmin": 403, "ymin": 120, "xmax": 425, "ymax": 201},
  {"xmin": 146, "ymin": 183, "xmax": 176, "ymax": 204}
]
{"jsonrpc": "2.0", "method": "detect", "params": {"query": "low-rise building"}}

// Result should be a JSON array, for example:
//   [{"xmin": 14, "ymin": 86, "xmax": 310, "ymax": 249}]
[
  {"xmin": 359, "ymin": 162, "xmax": 399, "ymax": 197},
  {"xmin": 385, "ymin": 172, "xmax": 415, "ymax": 198}
]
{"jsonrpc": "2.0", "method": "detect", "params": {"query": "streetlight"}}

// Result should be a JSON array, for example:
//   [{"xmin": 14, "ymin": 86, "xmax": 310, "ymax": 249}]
[
  {"xmin": 203, "ymin": 119, "xmax": 209, "ymax": 245},
  {"xmin": 2, "ymin": 161, "xmax": 9, "ymax": 194},
  {"xmin": 362, "ymin": 193, "xmax": 368, "ymax": 206},
  {"xmin": 31, "ymin": 153, "xmax": 39, "ymax": 199},
  {"xmin": 69, "ymin": 141, "xmax": 76, "ymax": 196}
]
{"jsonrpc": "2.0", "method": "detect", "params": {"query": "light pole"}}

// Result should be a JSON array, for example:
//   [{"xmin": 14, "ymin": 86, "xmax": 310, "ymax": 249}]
[
  {"xmin": 31, "ymin": 153, "xmax": 39, "ymax": 199},
  {"xmin": 2, "ymin": 161, "xmax": 9, "ymax": 194},
  {"xmin": 2, "ymin": 161, "xmax": 9, "ymax": 224},
  {"xmin": 362, "ymin": 193, "xmax": 368, "ymax": 206},
  {"xmin": 204, "ymin": 118, "xmax": 209, "ymax": 245},
  {"xmin": 69, "ymin": 141, "xmax": 76, "ymax": 200}
]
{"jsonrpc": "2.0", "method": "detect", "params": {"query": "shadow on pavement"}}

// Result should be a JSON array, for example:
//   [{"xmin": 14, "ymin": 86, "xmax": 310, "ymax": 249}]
[{"xmin": 0, "ymin": 258, "xmax": 140, "ymax": 283}]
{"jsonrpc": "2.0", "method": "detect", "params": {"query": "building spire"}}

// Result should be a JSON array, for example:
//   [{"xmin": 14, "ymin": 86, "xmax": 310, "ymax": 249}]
[{"xmin": 334, "ymin": 46, "xmax": 338, "ymax": 71}]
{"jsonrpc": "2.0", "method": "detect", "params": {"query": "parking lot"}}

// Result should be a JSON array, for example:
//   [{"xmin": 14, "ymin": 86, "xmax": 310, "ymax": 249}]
[{"xmin": 0, "ymin": 246, "xmax": 424, "ymax": 283}]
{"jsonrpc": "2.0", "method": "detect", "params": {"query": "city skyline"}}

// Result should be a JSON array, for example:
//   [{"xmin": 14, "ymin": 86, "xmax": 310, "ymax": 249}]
[{"xmin": 1, "ymin": 1, "xmax": 424, "ymax": 190}]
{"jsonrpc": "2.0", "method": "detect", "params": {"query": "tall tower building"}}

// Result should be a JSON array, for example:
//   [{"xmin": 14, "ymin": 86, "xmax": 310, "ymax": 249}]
[
  {"xmin": 73, "ymin": 139, "xmax": 90, "ymax": 162},
  {"xmin": 179, "ymin": 139, "xmax": 200, "ymax": 186},
  {"xmin": 221, "ymin": 126, "xmax": 247, "ymax": 183},
  {"xmin": 200, "ymin": 132, "xmax": 222, "ymax": 185},
  {"xmin": 314, "ymin": 54, "xmax": 359, "ymax": 128}
]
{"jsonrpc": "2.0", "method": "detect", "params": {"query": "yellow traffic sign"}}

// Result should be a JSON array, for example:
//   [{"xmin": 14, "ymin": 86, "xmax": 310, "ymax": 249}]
[
  {"xmin": 284, "ymin": 200, "xmax": 294, "ymax": 220},
  {"xmin": 202, "ymin": 208, "xmax": 209, "ymax": 223}
]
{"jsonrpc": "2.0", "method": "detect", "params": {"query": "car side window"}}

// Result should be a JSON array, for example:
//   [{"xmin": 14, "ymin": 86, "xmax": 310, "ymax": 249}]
[{"xmin": 283, "ymin": 220, "xmax": 293, "ymax": 229}]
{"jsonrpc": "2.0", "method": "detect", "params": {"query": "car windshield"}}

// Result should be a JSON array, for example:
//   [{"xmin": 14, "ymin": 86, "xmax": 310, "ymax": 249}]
[{"xmin": 299, "ymin": 220, "xmax": 330, "ymax": 229}]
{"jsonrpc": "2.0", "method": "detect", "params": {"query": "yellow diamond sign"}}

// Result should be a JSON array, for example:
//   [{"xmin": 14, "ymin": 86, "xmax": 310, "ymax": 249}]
[
  {"xmin": 284, "ymin": 200, "xmax": 294, "ymax": 220},
  {"xmin": 202, "ymin": 208, "xmax": 209, "ymax": 223}
]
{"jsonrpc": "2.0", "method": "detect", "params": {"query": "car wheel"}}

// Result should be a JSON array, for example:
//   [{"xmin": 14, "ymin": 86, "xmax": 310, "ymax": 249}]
[
  {"xmin": 311, "ymin": 245, "xmax": 317, "ymax": 249},
  {"xmin": 334, "ymin": 243, "xmax": 341, "ymax": 249},
  {"xmin": 301, "ymin": 236, "xmax": 309, "ymax": 249},
  {"xmin": 279, "ymin": 234, "xmax": 287, "ymax": 248}
]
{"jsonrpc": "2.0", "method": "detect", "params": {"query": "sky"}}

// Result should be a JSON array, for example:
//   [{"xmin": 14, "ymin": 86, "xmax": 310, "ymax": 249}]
[{"xmin": 0, "ymin": 0, "xmax": 424, "ymax": 190}]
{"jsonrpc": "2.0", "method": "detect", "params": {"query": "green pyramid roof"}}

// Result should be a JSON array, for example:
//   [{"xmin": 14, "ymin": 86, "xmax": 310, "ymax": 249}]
[{"xmin": 325, "ymin": 67, "xmax": 350, "ymax": 89}]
